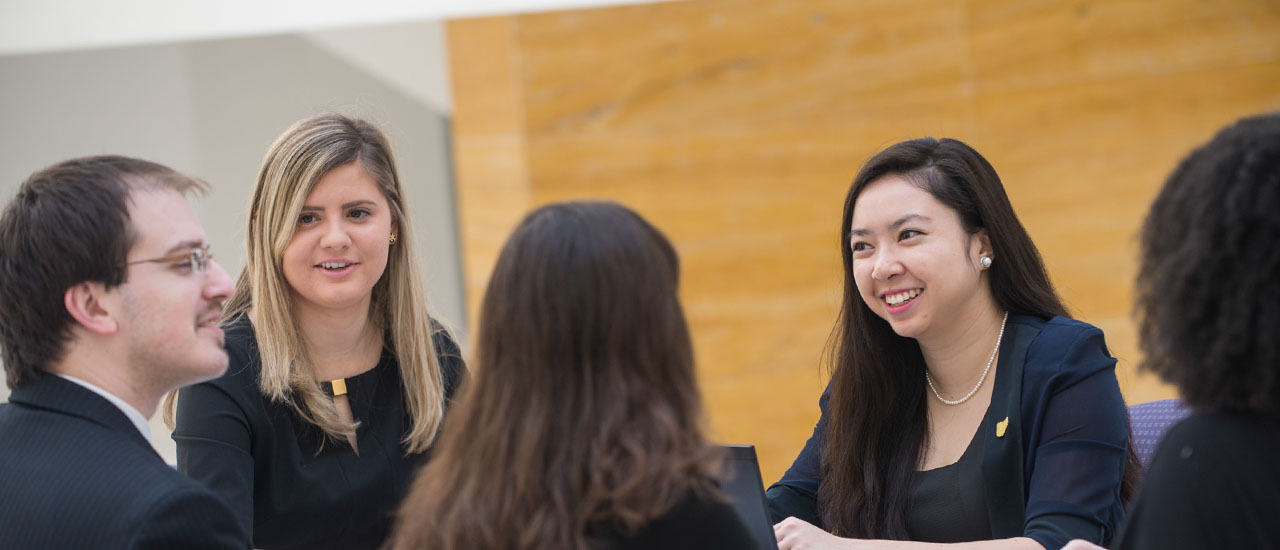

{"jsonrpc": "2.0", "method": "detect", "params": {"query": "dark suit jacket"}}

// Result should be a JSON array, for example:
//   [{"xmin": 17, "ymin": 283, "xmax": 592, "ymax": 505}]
[
  {"xmin": 767, "ymin": 315, "xmax": 1130, "ymax": 550},
  {"xmin": 0, "ymin": 372, "xmax": 247, "ymax": 549}
]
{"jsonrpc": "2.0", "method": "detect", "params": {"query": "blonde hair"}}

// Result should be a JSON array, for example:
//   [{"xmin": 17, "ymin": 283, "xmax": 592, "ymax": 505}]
[{"xmin": 166, "ymin": 114, "xmax": 448, "ymax": 452}]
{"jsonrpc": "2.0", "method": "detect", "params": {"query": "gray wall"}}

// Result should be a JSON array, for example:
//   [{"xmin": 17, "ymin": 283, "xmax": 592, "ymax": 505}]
[{"xmin": 0, "ymin": 32, "xmax": 464, "ymax": 462}]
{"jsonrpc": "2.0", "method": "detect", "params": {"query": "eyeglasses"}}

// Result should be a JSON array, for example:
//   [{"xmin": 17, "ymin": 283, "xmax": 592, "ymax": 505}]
[{"xmin": 124, "ymin": 244, "xmax": 213, "ymax": 275}]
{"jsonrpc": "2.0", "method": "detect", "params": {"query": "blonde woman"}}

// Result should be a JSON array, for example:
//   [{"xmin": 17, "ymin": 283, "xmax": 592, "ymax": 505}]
[{"xmin": 169, "ymin": 114, "xmax": 464, "ymax": 550}]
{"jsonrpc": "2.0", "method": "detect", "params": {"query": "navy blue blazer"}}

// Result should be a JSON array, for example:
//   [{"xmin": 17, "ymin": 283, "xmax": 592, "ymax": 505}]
[
  {"xmin": 0, "ymin": 372, "xmax": 247, "ymax": 549},
  {"xmin": 767, "ymin": 315, "xmax": 1130, "ymax": 550}
]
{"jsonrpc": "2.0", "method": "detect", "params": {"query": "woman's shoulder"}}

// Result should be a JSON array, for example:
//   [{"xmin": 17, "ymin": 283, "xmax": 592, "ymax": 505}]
[
  {"xmin": 1009, "ymin": 314, "xmax": 1102, "ymax": 339},
  {"xmin": 427, "ymin": 318, "xmax": 461, "ymax": 358},
  {"xmin": 1143, "ymin": 412, "xmax": 1280, "ymax": 503},
  {"xmin": 427, "ymin": 318, "xmax": 467, "ymax": 397},
  {"xmin": 1012, "ymin": 314, "xmax": 1115, "ymax": 379},
  {"xmin": 1160, "ymin": 411, "xmax": 1280, "ymax": 456},
  {"xmin": 652, "ymin": 488, "xmax": 755, "ymax": 548},
  {"xmin": 1116, "ymin": 411, "xmax": 1280, "ymax": 550},
  {"xmin": 596, "ymin": 488, "xmax": 754, "ymax": 550},
  {"xmin": 174, "ymin": 317, "xmax": 265, "ymax": 427}
]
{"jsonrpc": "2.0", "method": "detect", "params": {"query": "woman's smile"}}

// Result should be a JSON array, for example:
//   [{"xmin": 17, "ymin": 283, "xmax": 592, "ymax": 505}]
[{"xmin": 882, "ymin": 288, "xmax": 924, "ymax": 314}]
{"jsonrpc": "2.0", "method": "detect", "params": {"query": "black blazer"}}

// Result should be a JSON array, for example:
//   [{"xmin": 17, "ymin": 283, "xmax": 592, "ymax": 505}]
[
  {"xmin": 0, "ymin": 372, "xmax": 247, "ymax": 549},
  {"xmin": 768, "ymin": 315, "xmax": 1130, "ymax": 549}
]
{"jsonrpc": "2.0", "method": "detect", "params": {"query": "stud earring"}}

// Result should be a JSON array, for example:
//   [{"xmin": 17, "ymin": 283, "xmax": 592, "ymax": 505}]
[
  {"xmin": 980, "ymin": 256, "xmax": 993, "ymax": 269},
  {"xmin": 389, "ymin": 233, "xmax": 397, "ymax": 244}
]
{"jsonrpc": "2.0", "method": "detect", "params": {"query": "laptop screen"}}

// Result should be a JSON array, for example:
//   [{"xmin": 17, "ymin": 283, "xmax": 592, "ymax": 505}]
[{"xmin": 719, "ymin": 444, "xmax": 781, "ymax": 550}]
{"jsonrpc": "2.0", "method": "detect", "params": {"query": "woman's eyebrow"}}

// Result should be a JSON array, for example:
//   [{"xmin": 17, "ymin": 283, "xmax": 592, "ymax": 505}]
[
  {"xmin": 298, "ymin": 200, "xmax": 377, "ymax": 212},
  {"xmin": 850, "ymin": 213, "xmax": 931, "ymax": 237}
]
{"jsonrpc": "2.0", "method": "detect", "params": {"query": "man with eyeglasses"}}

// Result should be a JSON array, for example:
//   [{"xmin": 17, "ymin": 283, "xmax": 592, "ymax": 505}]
[{"xmin": 0, "ymin": 156, "xmax": 247, "ymax": 548}]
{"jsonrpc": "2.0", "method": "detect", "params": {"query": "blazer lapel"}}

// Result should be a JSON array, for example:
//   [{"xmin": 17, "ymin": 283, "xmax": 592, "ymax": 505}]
[
  {"xmin": 8, "ymin": 372, "xmax": 159, "ymax": 456},
  {"xmin": 981, "ymin": 319, "xmax": 1039, "ymax": 538}
]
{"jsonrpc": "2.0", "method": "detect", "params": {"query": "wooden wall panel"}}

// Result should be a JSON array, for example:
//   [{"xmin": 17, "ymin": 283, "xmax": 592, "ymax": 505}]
[
  {"xmin": 448, "ymin": 0, "xmax": 1280, "ymax": 482},
  {"xmin": 447, "ymin": 16, "xmax": 534, "ymax": 320}
]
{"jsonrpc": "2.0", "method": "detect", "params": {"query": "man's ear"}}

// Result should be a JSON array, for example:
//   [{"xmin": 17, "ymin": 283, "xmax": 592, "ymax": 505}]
[{"xmin": 64, "ymin": 282, "xmax": 119, "ymax": 335}]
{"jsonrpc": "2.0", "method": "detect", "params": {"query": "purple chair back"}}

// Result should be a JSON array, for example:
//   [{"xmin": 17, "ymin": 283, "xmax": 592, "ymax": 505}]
[{"xmin": 1128, "ymin": 398, "xmax": 1192, "ymax": 468}]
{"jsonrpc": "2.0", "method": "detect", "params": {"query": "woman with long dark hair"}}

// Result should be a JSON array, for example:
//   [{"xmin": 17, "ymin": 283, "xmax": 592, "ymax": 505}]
[
  {"xmin": 769, "ymin": 138, "xmax": 1137, "ymax": 549},
  {"xmin": 388, "ymin": 201, "xmax": 753, "ymax": 550}
]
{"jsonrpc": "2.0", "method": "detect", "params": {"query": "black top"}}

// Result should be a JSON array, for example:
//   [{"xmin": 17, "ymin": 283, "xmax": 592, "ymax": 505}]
[
  {"xmin": 1114, "ymin": 411, "xmax": 1280, "ymax": 550},
  {"xmin": 587, "ymin": 488, "xmax": 757, "ymax": 550},
  {"xmin": 173, "ymin": 316, "xmax": 465, "ymax": 550},
  {"xmin": 0, "ymin": 372, "xmax": 247, "ymax": 549},
  {"xmin": 907, "ymin": 416, "xmax": 992, "ymax": 543}
]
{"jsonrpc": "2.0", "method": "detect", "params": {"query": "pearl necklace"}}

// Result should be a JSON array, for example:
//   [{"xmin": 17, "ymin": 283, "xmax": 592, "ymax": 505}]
[{"xmin": 925, "ymin": 311, "xmax": 1008, "ymax": 406}]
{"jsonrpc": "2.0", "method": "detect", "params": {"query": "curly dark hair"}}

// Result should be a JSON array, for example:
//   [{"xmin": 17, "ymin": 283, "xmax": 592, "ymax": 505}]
[{"xmin": 1136, "ymin": 112, "xmax": 1280, "ymax": 421}]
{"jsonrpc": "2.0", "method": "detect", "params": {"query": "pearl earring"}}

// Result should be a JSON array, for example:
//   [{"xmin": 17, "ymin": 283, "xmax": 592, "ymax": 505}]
[
  {"xmin": 980, "ymin": 256, "xmax": 993, "ymax": 269},
  {"xmin": 389, "ymin": 234, "xmax": 397, "ymax": 244}
]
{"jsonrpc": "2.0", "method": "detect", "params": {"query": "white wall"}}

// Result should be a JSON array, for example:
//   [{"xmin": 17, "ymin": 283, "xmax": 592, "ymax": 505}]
[
  {"xmin": 0, "ymin": 24, "xmax": 464, "ymax": 463},
  {"xmin": 0, "ymin": 0, "xmax": 658, "ymax": 57},
  {"xmin": 0, "ymin": 44, "xmax": 201, "ymax": 185},
  {"xmin": 304, "ymin": 21, "xmax": 453, "ymax": 115}
]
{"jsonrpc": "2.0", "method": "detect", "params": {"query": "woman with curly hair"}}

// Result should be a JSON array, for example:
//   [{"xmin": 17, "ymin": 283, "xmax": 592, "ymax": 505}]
[
  {"xmin": 1066, "ymin": 114, "xmax": 1280, "ymax": 550},
  {"xmin": 388, "ymin": 201, "xmax": 752, "ymax": 550},
  {"xmin": 769, "ymin": 137, "xmax": 1139, "ymax": 550}
]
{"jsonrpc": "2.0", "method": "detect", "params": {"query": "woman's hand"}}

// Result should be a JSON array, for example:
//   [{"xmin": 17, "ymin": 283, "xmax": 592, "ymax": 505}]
[{"xmin": 774, "ymin": 516, "xmax": 863, "ymax": 550}]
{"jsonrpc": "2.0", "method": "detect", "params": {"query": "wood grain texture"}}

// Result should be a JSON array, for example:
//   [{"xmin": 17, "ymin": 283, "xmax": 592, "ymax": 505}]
[
  {"xmin": 448, "ymin": 0, "xmax": 1280, "ymax": 483},
  {"xmin": 447, "ymin": 16, "xmax": 534, "ymax": 321}
]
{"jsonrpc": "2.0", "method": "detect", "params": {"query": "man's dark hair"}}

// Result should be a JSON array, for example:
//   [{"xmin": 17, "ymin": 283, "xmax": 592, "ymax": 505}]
[
  {"xmin": 1136, "ymin": 112, "xmax": 1280, "ymax": 421},
  {"xmin": 0, "ymin": 155, "xmax": 206, "ymax": 389}
]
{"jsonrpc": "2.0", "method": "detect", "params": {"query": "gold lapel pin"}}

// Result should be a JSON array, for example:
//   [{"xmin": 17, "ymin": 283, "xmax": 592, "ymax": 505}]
[{"xmin": 995, "ymin": 416, "xmax": 1009, "ymax": 438}]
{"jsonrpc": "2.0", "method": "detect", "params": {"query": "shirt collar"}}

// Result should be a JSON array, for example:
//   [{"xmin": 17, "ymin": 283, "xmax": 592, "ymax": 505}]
[{"xmin": 56, "ymin": 374, "xmax": 153, "ymax": 445}]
